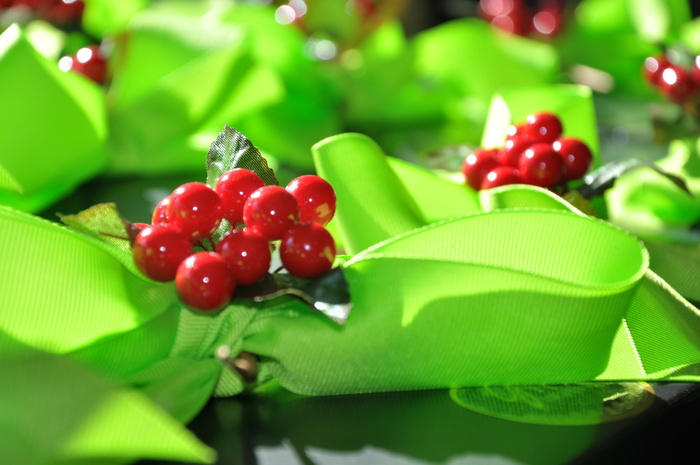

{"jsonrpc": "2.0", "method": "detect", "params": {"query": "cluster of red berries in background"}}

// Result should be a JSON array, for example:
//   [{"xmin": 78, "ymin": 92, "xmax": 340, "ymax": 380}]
[
  {"xmin": 462, "ymin": 111, "xmax": 593, "ymax": 191},
  {"xmin": 0, "ymin": 0, "xmax": 108, "ymax": 84},
  {"xmin": 132, "ymin": 170, "xmax": 337, "ymax": 313},
  {"xmin": 0, "ymin": 0, "xmax": 84, "ymax": 26},
  {"xmin": 643, "ymin": 52, "xmax": 700, "ymax": 106},
  {"xmin": 478, "ymin": 0, "xmax": 565, "ymax": 38}
]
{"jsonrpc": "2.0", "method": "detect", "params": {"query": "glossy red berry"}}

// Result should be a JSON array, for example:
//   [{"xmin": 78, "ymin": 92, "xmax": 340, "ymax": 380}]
[
  {"xmin": 285, "ymin": 175, "xmax": 336, "ymax": 226},
  {"xmin": 214, "ymin": 169, "xmax": 265, "ymax": 226},
  {"xmin": 643, "ymin": 54, "xmax": 671, "ymax": 86},
  {"xmin": 462, "ymin": 148, "xmax": 500, "ymax": 190},
  {"xmin": 167, "ymin": 182, "xmax": 223, "ymax": 241},
  {"xmin": 552, "ymin": 137, "xmax": 593, "ymax": 181},
  {"xmin": 531, "ymin": 8, "xmax": 561, "ymax": 37},
  {"xmin": 480, "ymin": 0, "xmax": 531, "ymax": 36},
  {"xmin": 243, "ymin": 185, "xmax": 301, "ymax": 241},
  {"xmin": 490, "ymin": 11, "xmax": 531, "ymax": 36},
  {"xmin": 478, "ymin": 0, "xmax": 524, "ymax": 18},
  {"xmin": 524, "ymin": 112, "xmax": 563, "ymax": 143},
  {"xmin": 151, "ymin": 196, "xmax": 170, "ymax": 225},
  {"xmin": 58, "ymin": 45, "xmax": 107, "ymax": 85},
  {"xmin": 280, "ymin": 223, "xmax": 336, "ymax": 279},
  {"xmin": 132, "ymin": 225, "xmax": 193, "ymax": 282},
  {"xmin": 215, "ymin": 228, "xmax": 271, "ymax": 286},
  {"xmin": 505, "ymin": 123, "xmax": 527, "ymax": 138},
  {"xmin": 519, "ymin": 143, "xmax": 566, "ymax": 188},
  {"xmin": 497, "ymin": 133, "xmax": 535, "ymax": 167},
  {"xmin": 658, "ymin": 64, "xmax": 699, "ymax": 103},
  {"xmin": 175, "ymin": 252, "xmax": 236, "ymax": 312},
  {"xmin": 481, "ymin": 166, "xmax": 523, "ymax": 189}
]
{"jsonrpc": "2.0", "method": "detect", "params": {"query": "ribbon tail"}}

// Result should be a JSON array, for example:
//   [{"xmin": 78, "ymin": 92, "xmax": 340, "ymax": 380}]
[{"xmin": 597, "ymin": 269, "xmax": 700, "ymax": 382}]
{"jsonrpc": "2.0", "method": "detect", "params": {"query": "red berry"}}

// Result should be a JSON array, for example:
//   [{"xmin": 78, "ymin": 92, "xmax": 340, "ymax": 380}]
[
  {"xmin": 215, "ymin": 228, "xmax": 271, "ymax": 286},
  {"xmin": 175, "ymin": 252, "xmax": 236, "ymax": 312},
  {"xmin": 524, "ymin": 112, "xmax": 563, "ymax": 143},
  {"xmin": 552, "ymin": 137, "xmax": 593, "ymax": 181},
  {"xmin": 167, "ymin": 182, "xmax": 223, "ymax": 241},
  {"xmin": 132, "ymin": 225, "xmax": 193, "ymax": 282},
  {"xmin": 658, "ymin": 65, "xmax": 699, "ymax": 103},
  {"xmin": 280, "ymin": 223, "xmax": 336, "ymax": 279},
  {"xmin": 285, "ymin": 175, "xmax": 336, "ymax": 226},
  {"xmin": 214, "ymin": 169, "xmax": 265, "ymax": 226},
  {"xmin": 643, "ymin": 54, "xmax": 671, "ymax": 86},
  {"xmin": 490, "ymin": 11, "xmax": 531, "ymax": 36},
  {"xmin": 478, "ymin": 0, "xmax": 524, "ymax": 18},
  {"xmin": 480, "ymin": 0, "xmax": 531, "ymax": 35},
  {"xmin": 497, "ymin": 133, "xmax": 535, "ymax": 167},
  {"xmin": 462, "ymin": 148, "xmax": 500, "ymax": 190},
  {"xmin": 481, "ymin": 166, "xmax": 523, "ymax": 189},
  {"xmin": 243, "ymin": 185, "xmax": 301, "ymax": 241},
  {"xmin": 58, "ymin": 45, "xmax": 107, "ymax": 85},
  {"xmin": 505, "ymin": 123, "xmax": 527, "ymax": 138},
  {"xmin": 531, "ymin": 7, "xmax": 563, "ymax": 37},
  {"xmin": 518, "ymin": 143, "xmax": 566, "ymax": 188},
  {"xmin": 151, "ymin": 196, "xmax": 170, "ymax": 225}
]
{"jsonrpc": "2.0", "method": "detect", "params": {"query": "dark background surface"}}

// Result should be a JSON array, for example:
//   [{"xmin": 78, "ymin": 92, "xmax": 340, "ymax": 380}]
[{"xmin": 137, "ymin": 382, "xmax": 700, "ymax": 465}]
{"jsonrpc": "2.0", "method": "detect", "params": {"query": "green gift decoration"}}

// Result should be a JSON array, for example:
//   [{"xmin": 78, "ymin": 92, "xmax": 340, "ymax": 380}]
[{"xmin": 2, "ymin": 124, "xmax": 700, "ymax": 463}]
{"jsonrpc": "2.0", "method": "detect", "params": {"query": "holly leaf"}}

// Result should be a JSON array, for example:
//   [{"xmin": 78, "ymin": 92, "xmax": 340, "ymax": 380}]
[
  {"xmin": 205, "ymin": 125, "xmax": 278, "ymax": 188},
  {"xmin": 577, "ymin": 159, "xmax": 693, "ymax": 199},
  {"xmin": 234, "ymin": 268, "xmax": 352, "ymax": 325},
  {"xmin": 58, "ymin": 203, "xmax": 134, "ymax": 253}
]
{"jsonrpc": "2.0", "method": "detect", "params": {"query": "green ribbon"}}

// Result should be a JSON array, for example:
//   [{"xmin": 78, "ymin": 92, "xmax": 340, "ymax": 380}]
[{"xmin": 0, "ymin": 25, "xmax": 107, "ymax": 213}]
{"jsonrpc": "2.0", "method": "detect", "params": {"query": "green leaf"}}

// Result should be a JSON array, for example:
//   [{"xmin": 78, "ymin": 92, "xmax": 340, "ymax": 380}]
[
  {"xmin": 234, "ymin": 268, "xmax": 352, "ymax": 324},
  {"xmin": 59, "ymin": 202, "xmax": 133, "ymax": 254},
  {"xmin": 205, "ymin": 125, "xmax": 278, "ymax": 188},
  {"xmin": 578, "ymin": 158, "xmax": 693, "ymax": 199}
]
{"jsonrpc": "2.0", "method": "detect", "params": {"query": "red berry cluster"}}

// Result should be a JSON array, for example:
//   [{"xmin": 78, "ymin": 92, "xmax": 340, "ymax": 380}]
[
  {"xmin": 0, "ymin": 0, "xmax": 84, "ymax": 26},
  {"xmin": 132, "ymin": 170, "xmax": 338, "ymax": 313},
  {"xmin": 478, "ymin": 0, "xmax": 565, "ymax": 38},
  {"xmin": 462, "ymin": 111, "xmax": 593, "ymax": 191},
  {"xmin": 643, "ymin": 53, "xmax": 700, "ymax": 105}
]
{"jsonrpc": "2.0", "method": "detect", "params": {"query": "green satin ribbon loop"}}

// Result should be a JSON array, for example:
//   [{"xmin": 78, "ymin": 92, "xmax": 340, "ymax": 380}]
[
  {"xmin": 313, "ymin": 132, "xmax": 425, "ymax": 254},
  {"xmin": 246, "ymin": 210, "xmax": 649, "ymax": 395}
]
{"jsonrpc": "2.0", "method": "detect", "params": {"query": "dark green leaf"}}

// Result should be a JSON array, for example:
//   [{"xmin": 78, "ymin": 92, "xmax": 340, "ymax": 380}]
[
  {"xmin": 234, "ymin": 268, "xmax": 352, "ymax": 324},
  {"xmin": 577, "ymin": 159, "xmax": 693, "ymax": 199},
  {"xmin": 205, "ymin": 125, "xmax": 278, "ymax": 188},
  {"xmin": 58, "ymin": 203, "xmax": 133, "ymax": 253}
]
